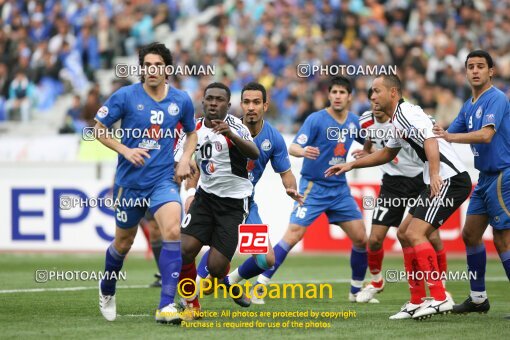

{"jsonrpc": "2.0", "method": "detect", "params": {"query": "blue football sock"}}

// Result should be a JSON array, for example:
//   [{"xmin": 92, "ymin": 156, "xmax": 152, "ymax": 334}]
[
  {"xmin": 261, "ymin": 240, "xmax": 291, "ymax": 279},
  {"xmin": 239, "ymin": 256, "xmax": 264, "ymax": 280},
  {"xmin": 466, "ymin": 244, "xmax": 486, "ymax": 292},
  {"xmin": 350, "ymin": 246, "xmax": 368, "ymax": 294},
  {"xmin": 100, "ymin": 243, "xmax": 126, "ymax": 296},
  {"xmin": 158, "ymin": 241, "xmax": 182, "ymax": 309},
  {"xmin": 499, "ymin": 250, "xmax": 510, "ymax": 281},
  {"xmin": 197, "ymin": 249, "xmax": 210, "ymax": 278}
]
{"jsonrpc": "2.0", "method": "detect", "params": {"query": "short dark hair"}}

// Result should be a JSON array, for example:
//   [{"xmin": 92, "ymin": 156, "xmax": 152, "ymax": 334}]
[
  {"xmin": 328, "ymin": 76, "xmax": 352, "ymax": 93},
  {"xmin": 376, "ymin": 74, "xmax": 402, "ymax": 97},
  {"xmin": 367, "ymin": 87, "xmax": 373, "ymax": 99},
  {"xmin": 241, "ymin": 82, "xmax": 267, "ymax": 103},
  {"xmin": 138, "ymin": 42, "xmax": 173, "ymax": 82},
  {"xmin": 465, "ymin": 50, "xmax": 494, "ymax": 68},
  {"xmin": 204, "ymin": 82, "xmax": 231, "ymax": 101}
]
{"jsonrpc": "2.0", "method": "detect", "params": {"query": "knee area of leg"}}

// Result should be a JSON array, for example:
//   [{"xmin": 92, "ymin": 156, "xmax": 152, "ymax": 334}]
[
  {"xmin": 208, "ymin": 265, "xmax": 225, "ymax": 278},
  {"xmin": 255, "ymin": 254, "xmax": 273, "ymax": 270}
]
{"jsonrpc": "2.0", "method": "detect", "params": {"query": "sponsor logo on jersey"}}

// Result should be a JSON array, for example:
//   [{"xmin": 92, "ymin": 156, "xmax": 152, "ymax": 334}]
[
  {"xmin": 215, "ymin": 141, "xmax": 222, "ymax": 151},
  {"xmin": 168, "ymin": 102, "xmax": 180, "ymax": 116},
  {"xmin": 97, "ymin": 106, "xmax": 109, "ymax": 118},
  {"xmin": 333, "ymin": 142, "xmax": 347, "ymax": 157},
  {"xmin": 486, "ymin": 113, "xmax": 495, "ymax": 123},
  {"xmin": 261, "ymin": 139, "xmax": 272, "ymax": 151},
  {"xmin": 137, "ymin": 104, "xmax": 144, "ymax": 110},
  {"xmin": 138, "ymin": 139, "xmax": 160, "ymax": 150},
  {"xmin": 296, "ymin": 134, "xmax": 308, "ymax": 145},
  {"xmin": 148, "ymin": 124, "xmax": 161, "ymax": 140},
  {"xmin": 201, "ymin": 161, "xmax": 215, "ymax": 175},
  {"xmin": 476, "ymin": 106, "xmax": 482, "ymax": 119}
]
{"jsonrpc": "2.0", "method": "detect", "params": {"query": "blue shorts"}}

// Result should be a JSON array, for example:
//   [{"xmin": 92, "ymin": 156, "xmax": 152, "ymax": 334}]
[
  {"xmin": 289, "ymin": 178, "xmax": 362, "ymax": 227},
  {"xmin": 467, "ymin": 168, "xmax": 510, "ymax": 230},
  {"xmin": 245, "ymin": 196, "xmax": 263, "ymax": 224},
  {"xmin": 113, "ymin": 180, "xmax": 181, "ymax": 228}
]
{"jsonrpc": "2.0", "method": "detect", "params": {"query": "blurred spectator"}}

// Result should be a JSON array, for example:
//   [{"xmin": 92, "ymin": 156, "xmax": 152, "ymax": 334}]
[
  {"xmin": 6, "ymin": 71, "xmax": 37, "ymax": 122},
  {"xmin": 435, "ymin": 86, "xmax": 463, "ymax": 129},
  {"xmin": 80, "ymin": 88, "xmax": 101, "ymax": 127},
  {"xmin": 59, "ymin": 94, "xmax": 86, "ymax": 133}
]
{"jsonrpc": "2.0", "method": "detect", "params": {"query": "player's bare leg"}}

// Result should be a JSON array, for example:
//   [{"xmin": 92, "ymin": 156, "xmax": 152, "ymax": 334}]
[
  {"xmin": 338, "ymin": 220, "xmax": 368, "ymax": 301},
  {"xmin": 453, "ymin": 214, "xmax": 491, "ymax": 314},
  {"xmin": 356, "ymin": 224, "xmax": 388, "ymax": 302},
  {"xmin": 207, "ymin": 247, "xmax": 251, "ymax": 307},
  {"xmin": 153, "ymin": 202, "xmax": 185, "ymax": 324},
  {"xmin": 405, "ymin": 218, "xmax": 452, "ymax": 319},
  {"xmin": 99, "ymin": 225, "xmax": 138, "ymax": 321}
]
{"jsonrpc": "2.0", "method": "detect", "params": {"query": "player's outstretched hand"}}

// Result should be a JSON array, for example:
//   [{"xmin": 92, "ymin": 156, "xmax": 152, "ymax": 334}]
[
  {"xmin": 432, "ymin": 124, "xmax": 449, "ymax": 141},
  {"xmin": 123, "ymin": 148, "xmax": 150, "ymax": 167},
  {"xmin": 303, "ymin": 146, "xmax": 320, "ymax": 160},
  {"xmin": 430, "ymin": 174, "xmax": 444, "ymax": 198},
  {"xmin": 175, "ymin": 160, "xmax": 192, "ymax": 182},
  {"xmin": 286, "ymin": 188, "xmax": 304, "ymax": 206},
  {"xmin": 324, "ymin": 162, "xmax": 353, "ymax": 177},
  {"xmin": 211, "ymin": 120, "xmax": 232, "ymax": 137},
  {"xmin": 351, "ymin": 149, "xmax": 369, "ymax": 159}
]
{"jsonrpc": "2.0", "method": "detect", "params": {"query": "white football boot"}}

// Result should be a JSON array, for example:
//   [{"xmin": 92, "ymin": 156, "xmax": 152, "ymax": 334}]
[
  {"xmin": 356, "ymin": 280, "xmax": 385, "ymax": 303},
  {"xmin": 155, "ymin": 303, "xmax": 183, "ymax": 324},
  {"xmin": 412, "ymin": 297, "xmax": 453, "ymax": 320},
  {"xmin": 389, "ymin": 301, "xmax": 421, "ymax": 320},
  {"xmin": 99, "ymin": 281, "xmax": 116, "ymax": 321},
  {"xmin": 251, "ymin": 284, "xmax": 266, "ymax": 305}
]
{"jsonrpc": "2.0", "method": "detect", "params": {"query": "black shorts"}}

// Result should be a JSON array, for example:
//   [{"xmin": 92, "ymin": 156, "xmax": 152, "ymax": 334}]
[
  {"xmin": 409, "ymin": 171, "xmax": 471, "ymax": 228},
  {"xmin": 372, "ymin": 173, "xmax": 426, "ymax": 227},
  {"xmin": 181, "ymin": 188, "xmax": 249, "ymax": 261}
]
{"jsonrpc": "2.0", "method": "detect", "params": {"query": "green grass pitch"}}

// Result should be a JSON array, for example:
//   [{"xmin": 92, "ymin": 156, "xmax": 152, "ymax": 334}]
[{"xmin": 0, "ymin": 253, "xmax": 508, "ymax": 339}]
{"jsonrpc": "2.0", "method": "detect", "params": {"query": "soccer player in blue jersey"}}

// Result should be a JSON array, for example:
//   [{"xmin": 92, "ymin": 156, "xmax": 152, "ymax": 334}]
[
  {"xmin": 253, "ymin": 76, "xmax": 369, "ymax": 302},
  {"xmin": 94, "ymin": 42, "xmax": 197, "ymax": 324},
  {"xmin": 433, "ymin": 50, "xmax": 510, "ymax": 314},
  {"xmin": 191, "ymin": 82, "xmax": 304, "ymax": 305}
]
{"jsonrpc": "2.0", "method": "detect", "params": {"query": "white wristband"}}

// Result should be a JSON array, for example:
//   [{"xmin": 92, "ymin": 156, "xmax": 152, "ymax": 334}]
[{"xmin": 187, "ymin": 188, "xmax": 196, "ymax": 197}]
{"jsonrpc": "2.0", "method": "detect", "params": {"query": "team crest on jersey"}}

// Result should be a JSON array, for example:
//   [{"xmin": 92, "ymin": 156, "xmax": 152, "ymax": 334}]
[
  {"xmin": 261, "ymin": 139, "xmax": 272, "ymax": 151},
  {"xmin": 486, "ymin": 113, "xmax": 495, "ymax": 123},
  {"xmin": 334, "ymin": 142, "xmax": 347, "ymax": 157},
  {"xmin": 296, "ymin": 134, "xmax": 308, "ymax": 145},
  {"xmin": 168, "ymin": 103, "xmax": 180, "ymax": 116},
  {"xmin": 475, "ymin": 106, "xmax": 482, "ymax": 119},
  {"xmin": 201, "ymin": 161, "xmax": 215, "ymax": 175},
  {"xmin": 97, "ymin": 106, "xmax": 108, "ymax": 118},
  {"xmin": 137, "ymin": 104, "xmax": 144, "ymax": 110},
  {"xmin": 215, "ymin": 141, "xmax": 222, "ymax": 151}
]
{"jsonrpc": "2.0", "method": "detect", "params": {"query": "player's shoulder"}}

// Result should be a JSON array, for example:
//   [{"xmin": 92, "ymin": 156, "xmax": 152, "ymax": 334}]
[
  {"xmin": 195, "ymin": 117, "xmax": 205, "ymax": 130},
  {"xmin": 225, "ymin": 114, "xmax": 245, "ymax": 128},
  {"xmin": 359, "ymin": 110, "xmax": 374, "ymax": 128},
  {"xmin": 168, "ymin": 86, "xmax": 192, "ymax": 102},
  {"xmin": 486, "ymin": 87, "xmax": 509, "ymax": 104},
  {"xmin": 262, "ymin": 120, "xmax": 285, "ymax": 142},
  {"xmin": 399, "ymin": 100, "xmax": 426, "ymax": 117}
]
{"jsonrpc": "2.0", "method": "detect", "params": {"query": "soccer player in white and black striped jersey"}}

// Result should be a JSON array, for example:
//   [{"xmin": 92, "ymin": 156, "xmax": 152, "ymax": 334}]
[
  {"xmin": 354, "ymin": 88, "xmax": 447, "ymax": 304},
  {"xmin": 325, "ymin": 75, "xmax": 472, "ymax": 320}
]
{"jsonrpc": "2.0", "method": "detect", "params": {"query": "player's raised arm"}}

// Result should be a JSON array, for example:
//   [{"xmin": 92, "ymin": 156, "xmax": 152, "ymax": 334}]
[
  {"xmin": 212, "ymin": 119, "xmax": 259, "ymax": 159},
  {"xmin": 324, "ymin": 146, "xmax": 400, "ymax": 177}
]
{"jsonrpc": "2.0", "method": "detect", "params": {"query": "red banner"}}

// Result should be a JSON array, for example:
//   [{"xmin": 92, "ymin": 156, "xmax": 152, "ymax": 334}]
[{"xmin": 302, "ymin": 183, "xmax": 497, "ymax": 254}]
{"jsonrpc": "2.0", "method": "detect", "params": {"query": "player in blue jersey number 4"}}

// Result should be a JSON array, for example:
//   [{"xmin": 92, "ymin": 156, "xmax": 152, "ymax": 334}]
[
  {"xmin": 433, "ymin": 50, "xmax": 510, "ymax": 316},
  {"xmin": 94, "ymin": 43, "xmax": 198, "ymax": 324}
]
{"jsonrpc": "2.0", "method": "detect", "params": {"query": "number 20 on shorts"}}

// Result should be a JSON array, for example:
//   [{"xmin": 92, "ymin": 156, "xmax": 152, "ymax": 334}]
[{"xmin": 238, "ymin": 224, "xmax": 269, "ymax": 254}]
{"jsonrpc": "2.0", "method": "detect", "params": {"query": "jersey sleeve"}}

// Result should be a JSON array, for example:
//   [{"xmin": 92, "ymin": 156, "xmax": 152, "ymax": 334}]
[
  {"xmin": 173, "ymin": 133, "xmax": 186, "ymax": 162},
  {"xmin": 447, "ymin": 107, "xmax": 467, "ymax": 133},
  {"xmin": 353, "ymin": 118, "xmax": 365, "ymax": 145},
  {"xmin": 270, "ymin": 131, "xmax": 291, "ymax": 173},
  {"xmin": 180, "ymin": 94, "xmax": 196, "ymax": 133},
  {"xmin": 293, "ymin": 115, "xmax": 315, "ymax": 147},
  {"xmin": 482, "ymin": 95, "xmax": 508, "ymax": 131},
  {"xmin": 234, "ymin": 123, "xmax": 253, "ymax": 141},
  {"xmin": 386, "ymin": 136, "xmax": 403, "ymax": 148},
  {"xmin": 94, "ymin": 89, "xmax": 126, "ymax": 128},
  {"xmin": 408, "ymin": 106, "xmax": 436, "ymax": 140}
]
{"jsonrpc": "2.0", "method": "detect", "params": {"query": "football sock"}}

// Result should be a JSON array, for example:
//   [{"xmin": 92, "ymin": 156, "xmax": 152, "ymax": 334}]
[
  {"xmin": 403, "ymin": 246, "xmax": 426, "ymax": 304},
  {"xmin": 101, "ymin": 243, "xmax": 126, "ymax": 296},
  {"xmin": 367, "ymin": 247, "xmax": 384, "ymax": 284},
  {"xmin": 151, "ymin": 239, "xmax": 162, "ymax": 270},
  {"xmin": 499, "ymin": 250, "xmax": 510, "ymax": 281},
  {"xmin": 158, "ymin": 241, "xmax": 182, "ymax": 308},
  {"xmin": 238, "ymin": 256, "xmax": 265, "ymax": 280},
  {"xmin": 414, "ymin": 242, "xmax": 445, "ymax": 301},
  {"xmin": 260, "ymin": 240, "xmax": 291, "ymax": 279},
  {"xmin": 197, "ymin": 249, "xmax": 210, "ymax": 279},
  {"xmin": 466, "ymin": 244, "xmax": 486, "ymax": 297},
  {"xmin": 351, "ymin": 246, "xmax": 368, "ymax": 294},
  {"xmin": 435, "ymin": 248, "xmax": 447, "ymax": 288}
]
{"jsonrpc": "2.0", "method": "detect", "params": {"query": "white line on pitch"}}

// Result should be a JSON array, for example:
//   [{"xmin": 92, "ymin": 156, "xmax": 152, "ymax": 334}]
[{"xmin": 0, "ymin": 277, "xmax": 507, "ymax": 294}]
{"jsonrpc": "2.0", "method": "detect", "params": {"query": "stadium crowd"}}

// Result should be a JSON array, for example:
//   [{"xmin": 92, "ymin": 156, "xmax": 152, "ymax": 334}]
[{"xmin": 0, "ymin": 0, "xmax": 509, "ymax": 133}]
